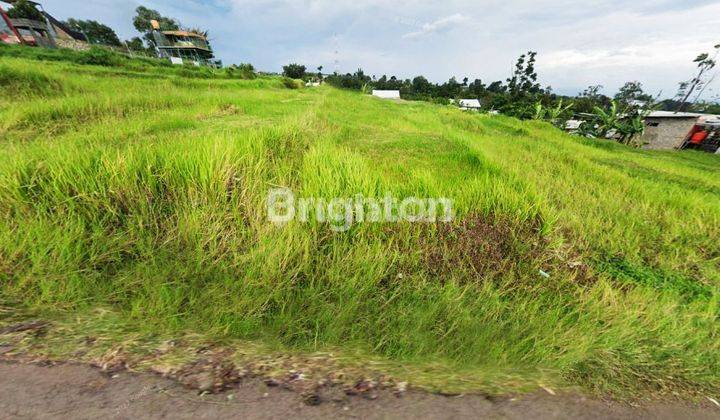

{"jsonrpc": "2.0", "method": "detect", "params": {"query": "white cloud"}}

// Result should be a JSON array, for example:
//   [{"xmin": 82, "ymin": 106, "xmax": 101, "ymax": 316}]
[
  {"xmin": 402, "ymin": 13, "xmax": 470, "ymax": 39},
  {"xmin": 542, "ymin": 41, "xmax": 717, "ymax": 70}
]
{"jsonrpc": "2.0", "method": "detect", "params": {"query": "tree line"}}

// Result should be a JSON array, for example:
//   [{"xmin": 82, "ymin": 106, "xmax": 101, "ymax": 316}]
[
  {"xmin": 283, "ymin": 45, "xmax": 720, "ymax": 146},
  {"xmin": 284, "ymin": 52, "xmax": 654, "ymax": 118}
]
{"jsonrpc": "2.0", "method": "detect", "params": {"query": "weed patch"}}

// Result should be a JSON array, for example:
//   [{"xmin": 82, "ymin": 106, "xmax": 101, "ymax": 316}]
[{"xmin": 417, "ymin": 214, "xmax": 546, "ymax": 282}]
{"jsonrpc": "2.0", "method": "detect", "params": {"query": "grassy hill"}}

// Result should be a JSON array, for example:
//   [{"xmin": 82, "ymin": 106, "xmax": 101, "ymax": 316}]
[{"xmin": 1, "ymin": 50, "xmax": 719, "ymax": 397}]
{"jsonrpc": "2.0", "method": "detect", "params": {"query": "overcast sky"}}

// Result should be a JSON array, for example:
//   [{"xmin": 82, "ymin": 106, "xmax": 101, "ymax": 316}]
[{"xmin": 31, "ymin": 0, "xmax": 720, "ymax": 98}]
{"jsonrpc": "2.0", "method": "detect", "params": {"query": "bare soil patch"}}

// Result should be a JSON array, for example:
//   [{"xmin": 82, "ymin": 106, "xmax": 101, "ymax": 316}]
[{"xmin": 1, "ymin": 360, "xmax": 717, "ymax": 419}]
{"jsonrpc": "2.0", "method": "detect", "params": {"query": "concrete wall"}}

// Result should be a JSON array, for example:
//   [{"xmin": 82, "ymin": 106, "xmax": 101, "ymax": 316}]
[
  {"xmin": 54, "ymin": 37, "xmax": 89, "ymax": 51},
  {"xmin": 641, "ymin": 117, "xmax": 696, "ymax": 150}
]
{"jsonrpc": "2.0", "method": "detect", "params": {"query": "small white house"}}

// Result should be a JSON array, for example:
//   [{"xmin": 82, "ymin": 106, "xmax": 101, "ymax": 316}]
[
  {"xmin": 459, "ymin": 99, "xmax": 481, "ymax": 111},
  {"xmin": 565, "ymin": 119, "xmax": 582, "ymax": 131},
  {"xmin": 372, "ymin": 90, "xmax": 401, "ymax": 99}
]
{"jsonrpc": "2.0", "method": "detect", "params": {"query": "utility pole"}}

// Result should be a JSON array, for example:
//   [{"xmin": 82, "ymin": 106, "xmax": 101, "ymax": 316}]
[{"xmin": 332, "ymin": 33, "xmax": 339, "ymax": 74}]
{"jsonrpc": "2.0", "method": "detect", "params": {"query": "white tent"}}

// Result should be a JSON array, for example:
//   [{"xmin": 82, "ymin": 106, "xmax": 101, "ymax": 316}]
[{"xmin": 372, "ymin": 90, "xmax": 401, "ymax": 99}]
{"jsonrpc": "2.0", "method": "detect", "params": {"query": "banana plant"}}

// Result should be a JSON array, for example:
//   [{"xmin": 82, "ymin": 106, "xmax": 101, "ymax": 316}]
[
  {"xmin": 547, "ymin": 99, "xmax": 574, "ymax": 121},
  {"xmin": 533, "ymin": 101, "xmax": 547, "ymax": 120},
  {"xmin": 592, "ymin": 100, "xmax": 620, "ymax": 138},
  {"xmin": 584, "ymin": 100, "xmax": 648, "ymax": 146},
  {"xmin": 533, "ymin": 99, "xmax": 574, "ymax": 128},
  {"xmin": 616, "ymin": 113, "xmax": 646, "ymax": 146}
]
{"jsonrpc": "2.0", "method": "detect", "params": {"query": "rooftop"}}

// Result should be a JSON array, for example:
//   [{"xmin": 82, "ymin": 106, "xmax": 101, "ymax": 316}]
[
  {"xmin": 1, "ymin": 0, "xmax": 41, "ymax": 5},
  {"xmin": 162, "ymin": 30, "xmax": 207, "ymax": 40},
  {"xmin": 372, "ymin": 90, "xmax": 401, "ymax": 99},
  {"xmin": 459, "ymin": 99, "xmax": 481, "ymax": 108},
  {"xmin": 7, "ymin": 17, "xmax": 48, "ymax": 30},
  {"xmin": 157, "ymin": 44, "xmax": 211, "ymax": 51},
  {"xmin": 646, "ymin": 111, "xmax": 707, "ymax": 119}
]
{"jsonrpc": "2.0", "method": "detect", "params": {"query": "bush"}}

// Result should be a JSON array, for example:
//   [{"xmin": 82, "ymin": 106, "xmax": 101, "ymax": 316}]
[
  {"xmin": 282, "ymin": 63, "xmax": 306, "ymax": 79},
  {"xmin": 224, "ymin": 63, "xmax": 256, "ymax": 80},
  {"xmin": 75, "ymin": 47, "xmax": 122, "ymax": 67},
  {"xmin": 281, "ymin": 77, "xmax": 302, "ymax": 89}
]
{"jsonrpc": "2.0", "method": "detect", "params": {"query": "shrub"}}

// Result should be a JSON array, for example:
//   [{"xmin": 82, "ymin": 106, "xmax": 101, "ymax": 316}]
[
  {"xmin": 281, "ymin": 77, "xmax": 302, "ymax": 89},
  {"xmin": 75, "ymin": 46, "xmax": 122, "ymax": 66},
  {"xmin": 236, "ymin": 63, "xmax": 254, "ymax": 73},
  {"xmin": 225, "ymin": 63, "xmax": 256, "ymax": 79}
]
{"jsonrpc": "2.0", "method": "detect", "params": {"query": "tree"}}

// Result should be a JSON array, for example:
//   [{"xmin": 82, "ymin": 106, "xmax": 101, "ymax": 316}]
[
  {"xmin": 6, "ymin": 0, "xmax": 44, "ymax": 21},
  {"xmin": 436, "ymin": 77, "xmax": 463, "ymax": 98},
  {"xmin": 132, "ymin": 6, "xmax": 180, "ymax": 33},
  {"xmin": 132, "ymin": 6, "xmax": 180, "ymax": 49},
  {"xmin": 282, "ymin": 63, "xmax": 306, "ymax": 79},
  {"xmin": 486, "ymin": 81, "xmax": 506, "ymax": 94},
  {"xmin": 581, "ymin": 85, "xmax": 604, "ymax": 99},
  {"xmin": 64, "ymin": 19, "xmax": 121, "ymax": 46},
  {"xmin": 467, "ymin": 79, "xmax": 486, "ymax": 97},
  {"xmin": 411, "ymin": 76, "xmax": 433, "ymax": 95},
  {"xmin": 325, "ymin": 69, "xmax": 371, "ymax": 90},
  {"xmin": 376, "ymin": 74, "xmax": 388, "ymax": 87},
  {"xmin": 507, "ymin": 51, "xmax": 542, "ymax": 96},
  {"xmin": 614, "ymin": 81, "xmax": 652, "ymax": 107},
  {"xmin": 125, "ymin": 37, "xmax": 150, "ymax": 53},
  {"xmin": 575, "ymin": 85, "xmax": 611, "ymax": 114},
  {"xmin": 675, "ymin": 44, "xmax": 720, "ymax": 112}
]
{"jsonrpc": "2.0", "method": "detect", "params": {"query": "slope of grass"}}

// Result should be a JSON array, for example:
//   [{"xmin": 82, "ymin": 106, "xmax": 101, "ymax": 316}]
[{"xmin": 1, "ymin": 53, "xmax": 719, "ymax": 397}]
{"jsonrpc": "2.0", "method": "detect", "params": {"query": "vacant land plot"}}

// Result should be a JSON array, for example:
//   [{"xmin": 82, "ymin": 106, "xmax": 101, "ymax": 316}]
[{"xmin": 0, "ymin": 50, "xmax": 719, "ymax": 399}]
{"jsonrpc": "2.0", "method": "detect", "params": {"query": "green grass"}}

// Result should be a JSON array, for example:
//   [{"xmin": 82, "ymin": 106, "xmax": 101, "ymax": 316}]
[{"xmin": 1, "ymin": 50, "xmax": 719, "ymax": 397}]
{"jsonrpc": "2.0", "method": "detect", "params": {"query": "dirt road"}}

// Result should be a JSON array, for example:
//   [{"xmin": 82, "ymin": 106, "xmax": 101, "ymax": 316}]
[{"xmin": 0, "ymin": 360, "xmax": 717, "ymax": 419}]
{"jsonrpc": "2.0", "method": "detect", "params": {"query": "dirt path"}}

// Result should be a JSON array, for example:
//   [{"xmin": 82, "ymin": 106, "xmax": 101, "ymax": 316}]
[{"xmin": 0, "ymin": 360, "xmax": 717, "ymax": 419}]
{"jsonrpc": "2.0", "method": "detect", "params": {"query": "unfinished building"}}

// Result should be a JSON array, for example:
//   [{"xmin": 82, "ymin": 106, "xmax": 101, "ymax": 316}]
[
  {"xmin": 0, "ymin": 0, "xmax": 87, "ymax": 48},
  {"xmin": 151, "ymin": 20, "xmax": 216, "ymax": 66}
]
